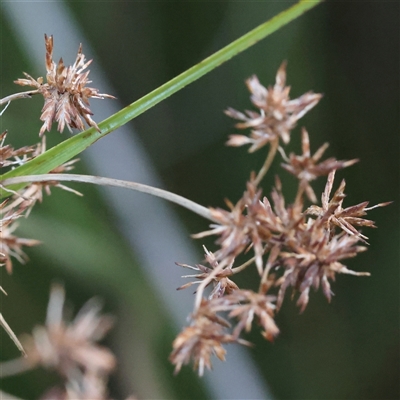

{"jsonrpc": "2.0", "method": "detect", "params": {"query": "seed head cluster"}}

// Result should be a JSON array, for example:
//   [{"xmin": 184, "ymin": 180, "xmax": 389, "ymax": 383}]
[
  {"xmin": 0, "ymin": 34, "xmax": 390, "ymax": 388},
  {"xmin": 171, "ymin": 63, "xmax": 389, "ymax": 375}
]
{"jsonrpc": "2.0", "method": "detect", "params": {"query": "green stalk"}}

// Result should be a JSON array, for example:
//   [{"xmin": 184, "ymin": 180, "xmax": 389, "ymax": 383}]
[{"xmin": 1, "ymin": 0, "xmax": 323, "ymax": 196}]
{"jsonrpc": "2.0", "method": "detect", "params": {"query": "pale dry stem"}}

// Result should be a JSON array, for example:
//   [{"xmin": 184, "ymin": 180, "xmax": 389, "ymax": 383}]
[
  {"xmin": 2, "ymin": 174, "xmax": 216, "ymax": 223},
  {"xmin": 0, "ymin": 90, "xmax": 40, "ymax": 106}
]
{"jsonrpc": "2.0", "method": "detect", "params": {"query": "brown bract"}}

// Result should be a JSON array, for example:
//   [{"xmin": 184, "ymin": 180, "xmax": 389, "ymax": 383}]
[
  {"xmin": 281, "ymin": 128, "xmax": 358, "ymax": 203},
  {"xmin": 189, "ymin": 170, "xmax": 382, "ymax": 315},
  {"xmin": 0, "ymin": 131, "xmax": 36, "ymax": 168},
  {"xmin": 176, "ymin": 246, "xmax": 239, "ymax": 299},
  {"xmin": 170, "ymin": 300, "xmax": 240, "ymax": 376},
  {"xmin": 305, "ymin": 170, "xmax": 391, "ymax": 241},
  {"xmin": 170, "ymin": 290, "xmax": 278, "ymax": 375},
  {"xmin": 17, "ymin": 157, "xmax": 82, "ymax": 215},
  {"xmin": 225, "ymin": 62, "xmax": 322, "ymax": 152},
  {"xmin": 277, "ymin": 221, "xmax": 369, "ymax": 312},
  {"xmin": 193, "ymin": 188, "xmax": 254, "ymax": 269},
  {"xmin": 211, "ymin": 289, "xmax": 279, "ymax": 341},
  {"xmin": 14, "ymin": 34, "xmax": 115, "ymax": 135},
  {"xmin": 0, "ymin": 203, "xmax": 40, "ymax": 274}
]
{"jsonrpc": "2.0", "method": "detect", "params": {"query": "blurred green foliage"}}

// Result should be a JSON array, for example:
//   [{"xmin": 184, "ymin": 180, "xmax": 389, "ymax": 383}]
[{"xmin": 1, "ymin": 2, "xmax": 399, "ymax": 399}]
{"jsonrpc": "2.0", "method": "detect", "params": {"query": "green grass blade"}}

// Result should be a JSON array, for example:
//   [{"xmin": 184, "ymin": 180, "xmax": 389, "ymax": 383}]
[{"xmin": 1, "ymin": 0, "xmax": 323, "ymax": 195}]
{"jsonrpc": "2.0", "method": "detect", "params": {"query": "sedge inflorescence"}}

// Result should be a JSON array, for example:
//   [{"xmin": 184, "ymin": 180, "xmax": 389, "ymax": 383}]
[
  {"xmin": 0, "ymin": 32, "xmax": 390, "ymax": 394},
  {"xmin": 14, "ymin": 34, "xmax": 114, "ymax": 135},
  {"xmin": 170, "ymin": 63, "xmax": 389, "ymax": 376}
]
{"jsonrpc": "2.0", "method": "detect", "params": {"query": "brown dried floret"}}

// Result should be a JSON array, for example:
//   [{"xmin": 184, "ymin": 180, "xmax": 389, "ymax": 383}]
[
  {"xmin": 18, "ymin": 157, "xmax": 82, "ymax": 214},
  {"xmin": 170, "ymin": 300, "xmax": 245, "ymax": 376},
  {"xmin": 277, "ymin": 220, "xmax": 369, "ymax": 312},
  {"xmin": 211, "ymin": 289, "xmax": 279, "ymax": 341},
  {"xmin": 14, "ymin": 34, "xmax": 115, "ymax": 135},
  {"xmin": 0, "ymin": 131, "xmax": 37, "ymax": 168},
  {"xmin": 226, "ymin": 62, "xmax": 322, "ymax": 152},
  {"xmin": 305, "ymin": 170, "xmax": 391, "ymax": 241},
  {"xmin": 0, "ymin": 204, "xmax": 40, "ymax": 274},
  {"xmin": 193, "ymin": 190, "xmax": 252, "ymax": 267},
  {"xmin": 265, "ymin": 176, "xmax": 305, "ymax": 234},
  {"xmin": 176, "ymin": 246, "xmax": 239, "ymax": 299},
  {"xmin": 193, "ymin": 178, "xmax": 274, "ymax": 275},
  {"xmin": 281, "ymin": 128, "xmax": 358, "ymax": 202}
]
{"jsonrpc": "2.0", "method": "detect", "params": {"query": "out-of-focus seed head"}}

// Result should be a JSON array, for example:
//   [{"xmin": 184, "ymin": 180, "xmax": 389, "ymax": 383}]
[{"xmin": 21, "ymin": 285, "xmax": 116, "ymax": 398}]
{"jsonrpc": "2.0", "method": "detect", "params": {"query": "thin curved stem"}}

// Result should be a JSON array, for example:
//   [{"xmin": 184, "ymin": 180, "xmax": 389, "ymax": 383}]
[
  {"xmin": 231, "ymin": 256, "xmax": 256, "ymax": 274},
  {"xmin": 0, "ymin": 90, "xmax": 40, "ymax": 106},
  {"xmin": 0, "ymin": 314, "xmax": 26, "ymax": 356},
  {"xmin": 254, "ymin": 139, "xmax": 279, "ymax": 186},
  {"xmin": 1, "ymin": 174, "xmax": 217, "ymax": 223}
]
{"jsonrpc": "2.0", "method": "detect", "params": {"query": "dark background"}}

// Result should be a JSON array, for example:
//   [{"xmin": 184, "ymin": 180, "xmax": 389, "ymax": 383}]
[{"xmin": 0, "ymin": 2, "xmax": 399, "ymax": 399}]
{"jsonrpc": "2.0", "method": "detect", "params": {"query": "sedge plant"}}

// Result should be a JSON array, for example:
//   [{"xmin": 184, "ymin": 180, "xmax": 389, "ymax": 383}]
[{"xmin": 0, "ymin": 1, "xmax": 390, "ymax": 398}]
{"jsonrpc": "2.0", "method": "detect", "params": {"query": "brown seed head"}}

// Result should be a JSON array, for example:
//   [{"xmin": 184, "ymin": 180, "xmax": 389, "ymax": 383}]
[
  {"xmin": 226, "ymin": 62, "xmax": 322, "ymax": 152},
  {"xmin": 176, "ymin": 246, "xmax": 239, "ymax": 299},
  {"xmin": 169, "ymin": 299, "xmax": 239, "ymax": 376},
  {"xmin": 14, "ymin": 34, "xmax": 115, "ymax": 135},
  {"xmin": 305, "ymin": 170, "xmax": 390, "ymax": 241},
  {"xmin": 277, "ymin": 218, "xmax": 369, "ymax": 312},
  {"xmin": 212, "ymin": 289, "xmax": 279, "ymax": 341},
  {"xmin": 281, "ymin": 128, "xmax": 358, "ymax": 202}
]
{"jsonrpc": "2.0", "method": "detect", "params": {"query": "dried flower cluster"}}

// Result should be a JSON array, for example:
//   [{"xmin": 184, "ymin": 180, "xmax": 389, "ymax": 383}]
[
  {"xmin": 14, "ymin": 34, "xmax": 114, "ymax": 135},
  {"xmin": 225, "ymin": 62, "xmax": 322, "ymax": 151},
  {"xmin": 171, "ymin": 63, "xmax": 389, "ymax": 375}
]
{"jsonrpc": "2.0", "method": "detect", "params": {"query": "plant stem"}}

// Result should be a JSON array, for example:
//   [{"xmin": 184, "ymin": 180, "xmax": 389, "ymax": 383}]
[
  {"xmin": 0, "ymin": 90, "xmax": 39, "ymax": 106},
  {"xmin": 1, "ymin": 174, "xmax": 217, "ymax": 223},
  {"xmin": 254, "ymin": 139, "xmax": 279, "ymax": 186},
  {"xmin": 1, "ymin": 0, "xmax": 323, "ymax": 194},
  {"xmin": 0, "ymin": 314, "xmax": 26, "ymax": 356},
  {"xmin": 231, "ymin": 256, "xmax": 256, "ymax": 274}
]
